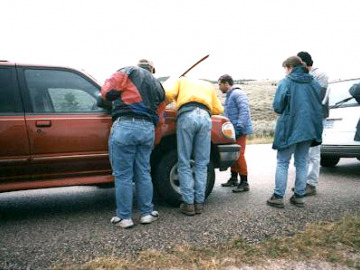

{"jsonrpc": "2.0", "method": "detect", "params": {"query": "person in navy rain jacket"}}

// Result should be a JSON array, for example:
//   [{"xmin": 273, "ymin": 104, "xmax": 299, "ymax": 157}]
[{"xmin": 267, "ymin": 56, "xmax": 323, "ymax": 209}]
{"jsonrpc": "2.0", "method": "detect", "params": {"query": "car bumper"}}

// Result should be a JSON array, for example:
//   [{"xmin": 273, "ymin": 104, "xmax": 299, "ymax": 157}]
[
  {"xmin": 321, "ymin": 145, "xmax": 360, "ymax": 157},
  {"xmin": 217, "ymin": 144, "xmax": 241, "ymax": 171}
]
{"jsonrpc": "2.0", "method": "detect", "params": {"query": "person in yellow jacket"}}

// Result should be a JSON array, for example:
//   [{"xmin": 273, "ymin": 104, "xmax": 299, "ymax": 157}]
[{"xmin": 165, "ymin": 76, "xmax": 224, "ymax": 216}]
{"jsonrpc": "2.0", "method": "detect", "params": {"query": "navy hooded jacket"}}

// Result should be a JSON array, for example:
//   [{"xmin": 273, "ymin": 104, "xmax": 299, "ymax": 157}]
[{"xmin": 272, "ymin": 66, "xmax": 323, "ymax": 150}]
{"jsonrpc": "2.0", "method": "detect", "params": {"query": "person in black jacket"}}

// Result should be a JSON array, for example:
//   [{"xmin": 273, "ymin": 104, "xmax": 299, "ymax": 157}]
[
  {"xmin": 101, "ymin": 59, "xmax": 166, "ymax": 229},
  {"xmin": 349, "ymin": 82, "xmax": 360, "ymax": 141}
]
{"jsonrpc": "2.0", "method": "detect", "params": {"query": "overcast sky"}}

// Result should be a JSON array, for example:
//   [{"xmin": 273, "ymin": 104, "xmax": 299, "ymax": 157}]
[{"xmin": 2, "ymin": 0, "xmax": 360, "ymax": 83}]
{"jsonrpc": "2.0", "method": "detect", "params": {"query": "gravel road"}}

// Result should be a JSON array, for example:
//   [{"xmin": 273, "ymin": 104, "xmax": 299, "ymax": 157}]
[{"xmin": 1, "ymin": 144, "xmax": 359, "ymax": 269}]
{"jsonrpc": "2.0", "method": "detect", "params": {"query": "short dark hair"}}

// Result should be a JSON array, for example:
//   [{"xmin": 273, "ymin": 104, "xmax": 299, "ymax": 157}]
[
  {"xmin": 282, "ymin": 56, "xmax": 305, "ymax": 69},
  {"xmin": 218, "ymin": 74, "xmax": 234, "ymax": 86},
  {"xmin": 297, "ymin": 51, "xmax": 313, "ymax": 67}
]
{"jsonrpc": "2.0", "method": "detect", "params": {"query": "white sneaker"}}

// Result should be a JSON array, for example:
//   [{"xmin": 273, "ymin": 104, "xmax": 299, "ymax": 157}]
[
  {"xmin": 140, "ymin": 211, "xmax": 159, "ymax": 224},
  {"xmin": 110, "ymin": 216, "xmax": 134, "ymax": 229}
]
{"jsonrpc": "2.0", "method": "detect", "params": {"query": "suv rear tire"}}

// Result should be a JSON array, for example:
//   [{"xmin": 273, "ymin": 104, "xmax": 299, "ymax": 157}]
[{"xmin": 153, "ymin": 149, "xmax": 215, "ymax": 207}]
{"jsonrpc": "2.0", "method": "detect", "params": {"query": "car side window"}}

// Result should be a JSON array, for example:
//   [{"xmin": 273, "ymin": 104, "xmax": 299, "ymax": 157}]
[
  {"xmin": 0, "ymin": 67, "xmax": 22, "ymax": 114},
  {"xmin": 24, "ymin": 69, "xmax": 106, "ymax": 113},
  {"xmin": 48, "ymin": 88, "xmax": 99, "ymax": 112},
  {"xmin": 329, "ymin": 80, "xmax": 360, "ymax": 107}
]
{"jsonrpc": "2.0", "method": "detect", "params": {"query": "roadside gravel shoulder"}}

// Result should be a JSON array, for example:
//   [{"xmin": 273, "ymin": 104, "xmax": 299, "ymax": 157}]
[
  {"xmin": 0, "ymin": 144, "xmax": 359, "ymax": 269},
  {"xmin": 223, "ymin": 260, "xmax": 355, "ymax": 270}
]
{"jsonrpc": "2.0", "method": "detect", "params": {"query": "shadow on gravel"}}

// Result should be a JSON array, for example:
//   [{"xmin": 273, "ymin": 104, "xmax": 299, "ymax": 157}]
[
  {"xmin": 0, "ymin": 185, "xmax": 169, "ymax": 222},
  {"xmin": 0, "ymin": 185, "xmax": 116, "ymax": 222},
  {"xmin": 320, "ymin": 161, "xmax": 360, "ymax": 178}
]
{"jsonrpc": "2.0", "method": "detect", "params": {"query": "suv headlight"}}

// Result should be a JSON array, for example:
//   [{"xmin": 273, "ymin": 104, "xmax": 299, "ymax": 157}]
[{"xmin": 222, "ymin": 122, "xmax": 236, "ymax": 140}]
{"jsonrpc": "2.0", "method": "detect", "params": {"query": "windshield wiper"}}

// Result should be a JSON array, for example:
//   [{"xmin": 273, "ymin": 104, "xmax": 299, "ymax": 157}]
[{"xmin": 330, "ymin": 97, "xmax": 354, "ymax": 109}]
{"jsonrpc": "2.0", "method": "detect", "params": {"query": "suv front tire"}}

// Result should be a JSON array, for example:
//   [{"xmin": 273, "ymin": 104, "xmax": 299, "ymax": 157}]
[{"xmin": 153, "ymin": 149, "xmax": 215, "ymax": 206}]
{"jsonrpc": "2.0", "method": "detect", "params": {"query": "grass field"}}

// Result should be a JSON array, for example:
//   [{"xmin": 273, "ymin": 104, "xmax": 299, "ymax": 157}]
[{"xmin": 245, "ymin": 80, "xmax": 278, "ymax": 138}]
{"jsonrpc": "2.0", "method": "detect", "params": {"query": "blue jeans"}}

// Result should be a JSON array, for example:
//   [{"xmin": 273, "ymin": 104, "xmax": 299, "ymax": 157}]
[
  {"xmin": 274, "ymin": 140, "xmax": 312, "ymax": 197},
  {"xmin": 177, "ymin": 108, "xmax": 212, "ymax": 204},
  {"xmin": 108, "ymin": 117, "xmax": 155, "ymax": 219}
]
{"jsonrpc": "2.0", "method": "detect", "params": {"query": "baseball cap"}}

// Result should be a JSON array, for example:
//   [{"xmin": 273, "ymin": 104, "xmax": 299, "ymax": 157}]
[{"xmin": 137, "ymin": 59, "xmax": 156, "ymax": 73}]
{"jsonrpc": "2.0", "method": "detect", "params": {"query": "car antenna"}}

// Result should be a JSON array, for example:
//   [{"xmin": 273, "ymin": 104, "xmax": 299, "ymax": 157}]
[{"xmin": 179, "ymin": 54, "xmax": 210, "ymax": 78}]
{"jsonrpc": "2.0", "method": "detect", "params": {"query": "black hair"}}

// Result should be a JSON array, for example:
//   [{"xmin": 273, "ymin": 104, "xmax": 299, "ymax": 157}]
[
  {"xmin": 218, "ymin": 74, "xmax": 234, "ymax": 86},
  {"xmin": 297, "ymin": 51, "xmax": 313, "ymax": 67}
]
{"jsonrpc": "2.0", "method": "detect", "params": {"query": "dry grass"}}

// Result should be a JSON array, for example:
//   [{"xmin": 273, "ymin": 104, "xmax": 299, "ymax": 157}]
[
  {"xmin": 245, "ymin": 80, "xmax": 277, "ymax": 140},
  {"xmin": 246, "ymin": 80, "xmax": 278, "ymax": 124},
  {"xmin": 55, "ymin": 215, "xmax": 360, "ymax": 270}
]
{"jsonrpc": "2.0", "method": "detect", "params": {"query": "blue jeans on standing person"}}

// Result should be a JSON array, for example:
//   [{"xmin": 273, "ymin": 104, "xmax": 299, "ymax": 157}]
[
  {"xmin": 108, "ymin": 117, "xmax": 155, "ymax": 219},
  {"xmin": 274, "ymin": 140, "xmax": 312, "ymax": 197},
  {"xmin": 177, "ymin": 107, "xmax": 212, "ymax": 204}
]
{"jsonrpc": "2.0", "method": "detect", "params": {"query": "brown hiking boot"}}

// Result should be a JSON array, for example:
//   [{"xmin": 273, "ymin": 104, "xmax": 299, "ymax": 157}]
[
  {"xmin": 290, "ymin": 194, "xmax": 305, "ymax": 207},
  {"xmin": 221, "ymin": 179, "xmax": 238, "ymax": 187},
  {"xmin": 266, "ymin": 194, "xmax": 284, "ymax": 208},
  {"xmin": 180, "ymin": 203, "xmax": 196, "ymax": 216},
  {"xmin": 292, "ymin": 184, "xmax": 317, "ymax": 196},
  {"xmin": 221, "ymin": 172, "xmax": 238, "ymax": 187},
  {"xmin": 305, "ymin": 184, "xmax": 316, "ymax": 196},
  {"xmin": 194, "ymin": 203, "xmax": 204, "ymax": 214},
  {"xmin": 232, "ymin": 182, "xmax": 249, "ymax": 193}
]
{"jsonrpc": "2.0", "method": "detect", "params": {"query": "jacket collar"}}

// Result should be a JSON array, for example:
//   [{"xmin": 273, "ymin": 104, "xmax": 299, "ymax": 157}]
[{"xmin": 226, "ymin": 85, "xmax": 241, "ymax": 97}]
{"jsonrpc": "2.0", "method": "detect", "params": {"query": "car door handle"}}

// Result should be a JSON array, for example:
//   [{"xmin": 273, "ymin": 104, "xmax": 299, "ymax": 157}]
[
  {"xmin": 327, "ymin": 118, "xmax": 342, "ymax": 121},
  {"xmin": 36, "ymin": 120, "xmax": 52, "ymax": 127}
]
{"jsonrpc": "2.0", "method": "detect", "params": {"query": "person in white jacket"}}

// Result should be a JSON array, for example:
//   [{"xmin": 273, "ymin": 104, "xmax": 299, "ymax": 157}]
[{"xmin": 297, "ymin": 51, "xmax": 329, "ymax": 196}]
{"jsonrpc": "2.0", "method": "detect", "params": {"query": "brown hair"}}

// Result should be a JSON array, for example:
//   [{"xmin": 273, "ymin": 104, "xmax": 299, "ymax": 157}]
[
  {"xmin": 218, "ymin": 74, "xmax": 234, "ymax": 86},
  {"xmin": 282, "ymin": 56, "xmax": 306, "ymax": 69}
]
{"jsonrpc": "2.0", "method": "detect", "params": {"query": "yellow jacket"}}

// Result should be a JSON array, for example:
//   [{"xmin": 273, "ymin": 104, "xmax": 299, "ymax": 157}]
[{"xmin": 165, "ymin": 77, "xmax": 224, "ymax": 115}]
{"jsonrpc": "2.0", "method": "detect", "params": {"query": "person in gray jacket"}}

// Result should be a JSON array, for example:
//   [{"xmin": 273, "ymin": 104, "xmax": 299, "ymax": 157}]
[
  {"xmin": 218, "ymin": 74, "xmax": 253, "ymax": 193},
  {"xmin": 297, "ymin": 51, "xmax": 329, "ymax": 196}
]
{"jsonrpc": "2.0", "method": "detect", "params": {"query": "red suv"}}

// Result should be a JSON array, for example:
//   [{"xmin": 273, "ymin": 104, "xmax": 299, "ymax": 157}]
[{"xmin": 0, "ymin": 61, "xmax": 240, "ymax": 206}]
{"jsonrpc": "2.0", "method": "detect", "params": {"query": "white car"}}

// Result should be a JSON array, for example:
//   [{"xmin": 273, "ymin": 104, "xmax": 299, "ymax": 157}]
[{"xmin": 321, "ymin": 78, "xmax": 360, "ymax": 167}]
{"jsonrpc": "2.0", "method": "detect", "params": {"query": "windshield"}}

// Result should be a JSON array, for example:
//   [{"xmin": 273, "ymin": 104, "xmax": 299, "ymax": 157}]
[{"xmin": 328, "ymin": 78, "xmax": 360, "ymax": 108}]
